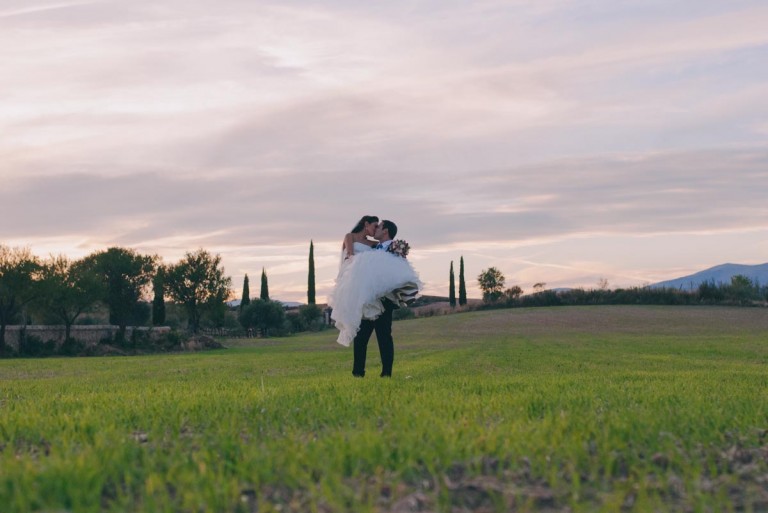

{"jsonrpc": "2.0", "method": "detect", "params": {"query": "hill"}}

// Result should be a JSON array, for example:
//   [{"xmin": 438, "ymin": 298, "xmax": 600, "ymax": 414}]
[{"xmin": 651, "ymin": 262, "xmax": 768, "ymax": 291}]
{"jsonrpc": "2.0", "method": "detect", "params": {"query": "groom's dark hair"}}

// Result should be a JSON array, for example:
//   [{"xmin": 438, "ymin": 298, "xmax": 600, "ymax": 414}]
[{"xmin": 382, "ymin": 220, "xmax": 397, "ymax": 239}]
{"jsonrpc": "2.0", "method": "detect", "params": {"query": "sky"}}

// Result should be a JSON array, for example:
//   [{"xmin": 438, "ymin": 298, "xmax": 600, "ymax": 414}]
[{"xmin": 2, "ymin": 0, "xmax": 768, "ymax": 303}]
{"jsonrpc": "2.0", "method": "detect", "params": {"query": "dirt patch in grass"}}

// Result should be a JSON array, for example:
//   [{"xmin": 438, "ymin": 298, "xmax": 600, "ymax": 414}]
[{"xmin": 243, "ymin": 443, "xmax": 768, "ymax": 513}]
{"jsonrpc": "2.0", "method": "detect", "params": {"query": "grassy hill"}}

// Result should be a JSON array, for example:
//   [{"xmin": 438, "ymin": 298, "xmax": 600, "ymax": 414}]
[{"xmin": 2, "ymin": 306, "xmax": 768, "ymax": 512}]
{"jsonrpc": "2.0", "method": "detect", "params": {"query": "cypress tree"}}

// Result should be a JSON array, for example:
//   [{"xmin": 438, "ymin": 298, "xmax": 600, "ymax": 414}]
[
  {"xmin": 458, "ymin": 256, "xmax": 467, "ymax": 306},
  {"xmin": 449, "ymin": 261, "xmax": 456, "ymax": 307},
  {"xmin": 308, "ymin": 240, "xmax": 316, "ymax": 305},
  {"xmin": 240, "ymin": 274, "xmax": 250, "ymax": 310},
  {"xmin": 260, "ymin": 268, "xmax": 269, "ymax": 301},
  {"xmin": 152, "ymin": 267, "xmax": 166, "ymax": 326}
]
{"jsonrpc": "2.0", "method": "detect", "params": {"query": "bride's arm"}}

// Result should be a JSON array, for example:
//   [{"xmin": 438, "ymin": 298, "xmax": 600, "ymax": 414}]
[{"xmin": 343, "ymin": 233, "xmax": 355, "ymax": 259}]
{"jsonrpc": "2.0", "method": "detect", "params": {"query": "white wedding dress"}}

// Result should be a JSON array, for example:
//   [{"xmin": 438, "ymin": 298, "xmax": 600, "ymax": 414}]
[{"xmin": 328, "ymin": 242, "xmax": 422, "ymax": 347}]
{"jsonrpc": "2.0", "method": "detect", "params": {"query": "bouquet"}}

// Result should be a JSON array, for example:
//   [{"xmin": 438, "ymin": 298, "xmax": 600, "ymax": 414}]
[{"xmin": 387, "ymin": 239, "xmax": 410, "ymax": 258}]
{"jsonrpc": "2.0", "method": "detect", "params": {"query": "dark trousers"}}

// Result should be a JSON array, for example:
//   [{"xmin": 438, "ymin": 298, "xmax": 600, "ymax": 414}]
[{"xmin": 352, "ymin": 301, "xmax": 394, "ymax": 377}]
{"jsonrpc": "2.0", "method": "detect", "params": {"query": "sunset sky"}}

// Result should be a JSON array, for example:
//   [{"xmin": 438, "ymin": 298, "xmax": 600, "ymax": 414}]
[{"xmin": 2, "ymin": 0, "xmax": 767, "ymax": 303}]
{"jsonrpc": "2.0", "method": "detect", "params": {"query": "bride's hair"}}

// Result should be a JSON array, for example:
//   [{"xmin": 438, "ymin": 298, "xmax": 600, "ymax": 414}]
[{"xmin": 351, "ymin": 215, "xmax": 379, "ymax": 233}]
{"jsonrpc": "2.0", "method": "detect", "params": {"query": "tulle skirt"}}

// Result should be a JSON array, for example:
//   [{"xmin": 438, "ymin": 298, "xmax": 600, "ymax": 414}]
[{"xmin": 328, "ymin": 250, "xmax": 422, "ymax": 347}]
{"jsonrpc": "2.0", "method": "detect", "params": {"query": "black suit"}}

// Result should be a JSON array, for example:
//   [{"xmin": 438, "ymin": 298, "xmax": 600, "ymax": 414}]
[{"xmin": 352, "ymin": 299, "xmax": 395, "ymax": 377}]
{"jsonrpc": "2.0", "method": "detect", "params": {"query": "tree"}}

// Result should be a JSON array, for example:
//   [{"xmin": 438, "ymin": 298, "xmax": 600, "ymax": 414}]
[
  {"xmin": 0, "ymin": 246, "xmax": 41, "ymax": 353},
  {"xmin": 238, "ymin": 299, "xmax": 285, "ymax": 337},
  {"xmin": 458, "ymin": 256, "xmax": 467, "ymax": 306},
  {"xmin": 38, "ymin": 255, "xmax": 102, "ymax": 340},
  {"xmin": 152, "ymin": 266, "xmax": 166, "ymax": 326},
  {"xmin": 478, "ymin": 267, "xmax": 505, "ymax": 304},
  {"xmin": 449, "ymin": 261, "xmax": 456, "ymax": 307},
  {"xmin": 727, "ymin": 274, "xmax": 755, "ymax": 304},
  {"xmin": 260, "ymin": 268, "xmax": 269, "ymax": 301},
  {"xmin": 698, "ymin": 280, "xmax": 724, "ymax": 303},
  {"xmin": 81, "ymin": 247, "xmax": 156, "ymax": 339},
  {"xmin": 165, "ymin": 249, "xmax": 232, "ymax": 334},
  {"xmin": 307, "ymin": 240, "xmax": 316, "ymax": 305},
  {"xmin": 240, "ymin": 274, "xmax": 251, "ymax": 311},
  {"xmin": 299, "ymin": 303, "xmax": 322, "ymax": 331},
  {"xmin": 504, "ymin": 285, "xmax": 524, "ymax": 303},
  {"xmin": 205, "ymin": 299, "xmax": 228, "ymax": 330}
]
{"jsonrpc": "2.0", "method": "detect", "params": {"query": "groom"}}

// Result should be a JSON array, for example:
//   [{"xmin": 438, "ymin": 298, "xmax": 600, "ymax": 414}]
[{"xmin": 352, "ymin": 220, "xmax": 398, "ymax": 378}]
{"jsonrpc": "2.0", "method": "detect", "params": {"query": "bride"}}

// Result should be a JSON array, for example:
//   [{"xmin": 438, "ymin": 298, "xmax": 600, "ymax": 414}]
[
  {"xmin": 341, "ymin": 215, "xmax": 379, "ymax": 259},
  {"xmin": 328, "ymin": 216, "xmax": 422, "ymax": 347}
]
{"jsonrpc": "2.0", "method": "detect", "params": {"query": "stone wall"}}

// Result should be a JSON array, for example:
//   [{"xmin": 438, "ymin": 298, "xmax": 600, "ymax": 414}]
[{"xmin": 3, "ymin": 325, "xmax": 171, "ymax": 351}]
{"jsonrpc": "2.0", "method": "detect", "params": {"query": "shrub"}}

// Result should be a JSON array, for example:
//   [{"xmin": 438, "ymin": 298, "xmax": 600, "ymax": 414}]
[
  {"xmin": 519, "ymin": 290, "xmax": 562, "ymax": 307},
  {"xmin": 99, "ymin": 334, "xmax": 115, "ymax": 346},
  {"xmin": 129, "ymin": 328, "xmax": 153, "ymax": 350},
  {"xmin": 18, "ymin": 335, "xmax": 56, "ymax": 357},
  {"xmin": 299, "ymin": 304, "xmax": 322, "ymax": 328},
  {"xmin": 154, "ymin": 330, "xmax": 185, "ymax": 351},
  {"xmin": 503, "ymin": 286, "xmax": 523, "ymax": 305},
  {"xmin": 393, "ymin": 307, "xmax": 415, "ymax": 321},
  {"xmin": 59, "ymin": 337, "xmax": 86, "ymax": 356},
  {"xmin": 239, "ymin": 300, "xmax": 286, "ymax": 337},
  {"xmin": 286, "ymin": 313, "xmax": 307, "ymax": 334}
]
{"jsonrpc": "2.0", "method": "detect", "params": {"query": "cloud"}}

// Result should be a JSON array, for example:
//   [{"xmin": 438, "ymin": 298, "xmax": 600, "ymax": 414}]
[
  {"xmin": 0, "ymin": 1, "xmax": 103, "ymax": 20},
  {"xmin": 5, "ymin": 0, "xmax": 766, "ymax": 168},
  {"xmin": 3, "ymin": 148, "xmax": 767, "ymax": 300},
  {"xmin": 3, "ymin": 147, "xmax": 766, "ymax": 249},
  {"xmin": 2, "ymin": 1, "xmax": 767, "ymax": 300}
]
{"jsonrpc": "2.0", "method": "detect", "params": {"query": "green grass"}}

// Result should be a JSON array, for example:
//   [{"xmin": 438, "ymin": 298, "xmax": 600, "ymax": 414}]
[{"xmin": 2, "ymin": 305, "xmax": 768, "ymax": 512}]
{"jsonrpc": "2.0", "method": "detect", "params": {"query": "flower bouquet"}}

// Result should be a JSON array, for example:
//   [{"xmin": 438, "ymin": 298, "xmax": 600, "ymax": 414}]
[{"xmin": 387, "ymin": 239, "xmax": 410, "ymax": 258}]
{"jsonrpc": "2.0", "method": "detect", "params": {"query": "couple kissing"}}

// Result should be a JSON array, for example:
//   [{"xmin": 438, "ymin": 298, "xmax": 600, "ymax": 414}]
[{"xmin": 328, "ymin": 215, "xmax": 422, "ymax": 377}]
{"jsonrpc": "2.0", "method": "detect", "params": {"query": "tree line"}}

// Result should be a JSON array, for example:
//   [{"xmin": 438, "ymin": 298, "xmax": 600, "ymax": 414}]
[
  {"xmin": 0, "ymin": 245, "xmax": 233, "ymax": 353},
  {"xmin": 0, "ymin": 241, "xmax": 323, "ymax": 356},
  {"xmin": 474, "ymin": 266, "xmax": 768, "ymax": 308},
  {"xmin": 233, "ymin": 240, "xmax": 322, "ymax": 338}
]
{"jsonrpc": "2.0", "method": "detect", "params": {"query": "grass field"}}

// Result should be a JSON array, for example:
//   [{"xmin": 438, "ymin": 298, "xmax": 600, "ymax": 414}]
[{"xmin": 2, "ymin": 305, "xmax": 768, "ymax": 512}]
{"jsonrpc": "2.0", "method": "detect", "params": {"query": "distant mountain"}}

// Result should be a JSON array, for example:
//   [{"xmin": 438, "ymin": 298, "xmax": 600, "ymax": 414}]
[{"xmin": 650, "ymin": 263, "xmax": 768, "ymax": 291}]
